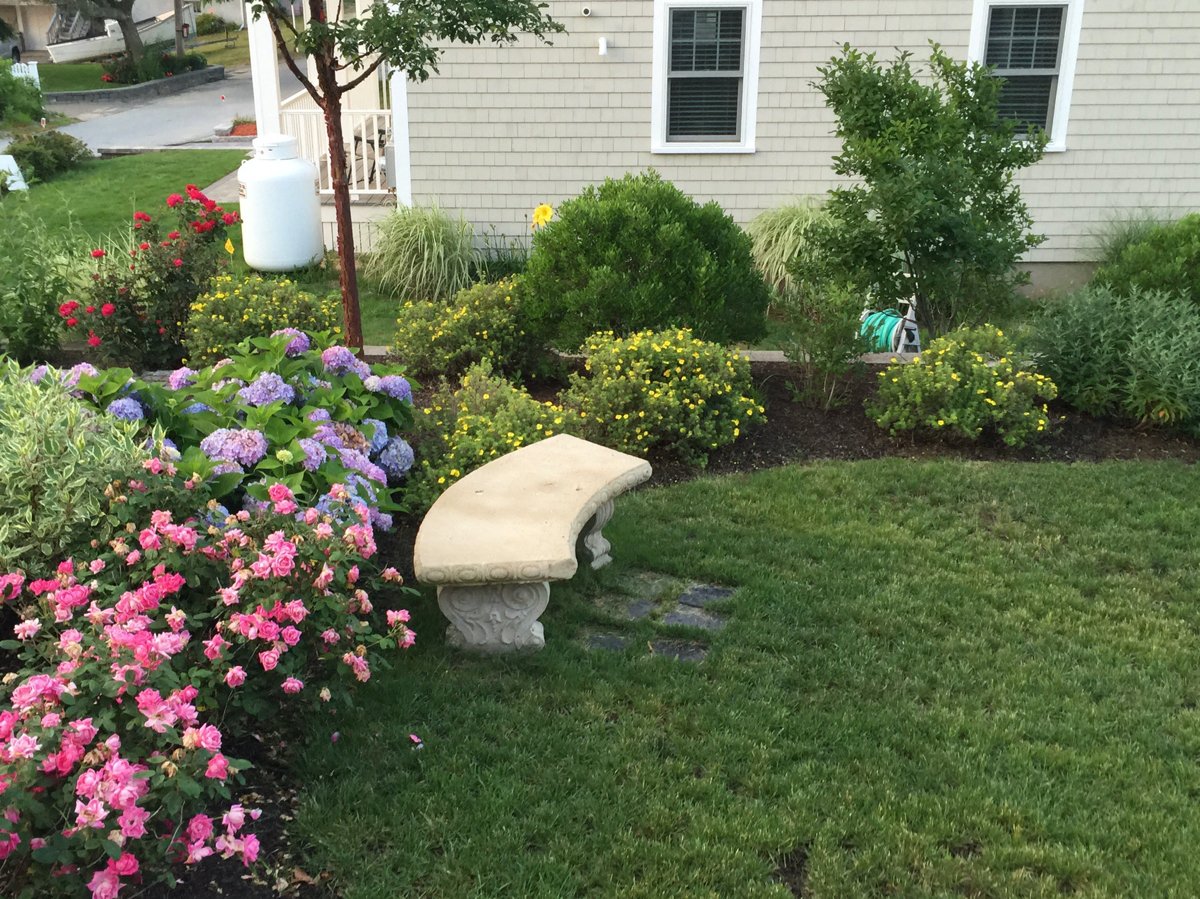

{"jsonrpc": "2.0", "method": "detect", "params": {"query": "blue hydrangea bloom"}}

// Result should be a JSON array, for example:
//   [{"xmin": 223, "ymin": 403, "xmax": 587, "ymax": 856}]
[
  {"xmin": 237, "ymin": 371, "xmax": 296, "ymax": 407},
  {"xmin": 200, "ymin": 428, "xmax": 269, "ymax": 467},
  {"xmin": 271, "ymin": 328, "xmax": 311, "ymax": 356},
  {"xmin": 106, "ymin": 397, "xmax": 144, "ymax": 421},
  {"xmin": 321, "ymin": 346, "xmax": 371, "ymax": 379},
  {"xmin": 362, "ymin": 418, "xmax": 388, "ymax": 454},
  {"xmin": 182, "ymin": 402, "xmax": 214, "ymax": 415},
  {"xmin": 378, "ymin": 436, "xmax": 414, "ymax": 481},
  {"xmin": 364, "ymin": 374, "xmax": 412, "ymax": 403}
]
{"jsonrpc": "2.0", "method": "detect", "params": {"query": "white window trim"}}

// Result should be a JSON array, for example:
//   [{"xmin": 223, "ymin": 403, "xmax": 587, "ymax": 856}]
[
  {"xmin": 967, "ymin": 0, "xmax": 1086, "ymax": 153},
  {"xmin": 650, "ymin": 0, "xmax": 762, "ymax": 155}
]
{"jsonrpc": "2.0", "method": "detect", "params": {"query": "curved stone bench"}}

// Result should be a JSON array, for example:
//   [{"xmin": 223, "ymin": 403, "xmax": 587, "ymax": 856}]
[{"xmin": 413, "ymin": 434, "xmax": 652, "ymax": 654}]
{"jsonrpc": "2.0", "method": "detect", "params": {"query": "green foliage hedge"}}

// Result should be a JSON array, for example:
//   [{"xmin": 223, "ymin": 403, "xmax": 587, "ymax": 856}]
[
  {"xmin": 521, "ymin": 171, "xmax": 770, "ymax": 350},
  {"xmin": 7, "ymin": 130, "xmax": 91, "ymax": 183},
  {"xmin": 1093, "ymin": 214, "xmax": 1200, "ymax": 303},
  {"xmin": 0, "ymin": 59, "xmax": 42, "ymax": 124}
]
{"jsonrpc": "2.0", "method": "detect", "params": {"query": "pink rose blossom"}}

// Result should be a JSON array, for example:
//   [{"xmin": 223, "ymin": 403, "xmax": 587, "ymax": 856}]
[
  {"xmin": 281, "ymin": 677, "xmax": 303, "ymax": 694},
  {"xmin": 224, "ymin": 666, "xmax": 246, "ymax": 687}
]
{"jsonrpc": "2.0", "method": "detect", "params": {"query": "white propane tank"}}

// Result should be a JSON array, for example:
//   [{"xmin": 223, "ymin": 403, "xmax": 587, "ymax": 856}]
[{"xmin": 238, "ymin": 135, "xmax": 323, "ymax": 272}]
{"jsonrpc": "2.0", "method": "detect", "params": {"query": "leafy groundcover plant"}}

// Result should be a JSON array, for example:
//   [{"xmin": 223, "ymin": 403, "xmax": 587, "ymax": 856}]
[
  {"xmin": 0, "ymin": 458, "xmax": 415, "ymax": 898},
  {"xmin": 869, "ymin": 325, "xmax": 1058, "ymax": 447},
  {"xmin": 73, "ymin": 332, "xmax": 416, "ymax": 528}
]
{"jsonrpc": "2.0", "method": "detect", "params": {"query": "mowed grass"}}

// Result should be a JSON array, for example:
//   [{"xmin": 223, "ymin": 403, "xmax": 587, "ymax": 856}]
[
  {"xmin": 296, "ymin": 460, "xmax": 1200, "ymax": 898},
  {"xmin": 37, "ymin": 63, "xmax": 106, "ymax": 93},
  {"xmin": 0, "ymin": 149, "xmax": 247, "ymax": 239}
]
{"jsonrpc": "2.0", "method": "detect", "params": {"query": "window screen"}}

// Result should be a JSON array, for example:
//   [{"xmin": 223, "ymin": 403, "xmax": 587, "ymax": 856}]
[
  {"xmin": 985, "ymin": 5, "xmax": 1065, "ymax": 133},
  {"xmin": 667, "ymin": 8, "xmax": 744, "ymax": 141}
]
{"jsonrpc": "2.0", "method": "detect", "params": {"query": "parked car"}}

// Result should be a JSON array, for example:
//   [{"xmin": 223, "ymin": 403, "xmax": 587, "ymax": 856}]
[{"xmin": 0, "ymin": 19, "xmax": 22, "ymax": 62}]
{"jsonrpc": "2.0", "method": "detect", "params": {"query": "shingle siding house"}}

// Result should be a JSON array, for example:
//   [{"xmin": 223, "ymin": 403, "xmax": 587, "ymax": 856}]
[{"xmin": 255, "ymin": 0, "xmax": 1200, "ymax": 289}]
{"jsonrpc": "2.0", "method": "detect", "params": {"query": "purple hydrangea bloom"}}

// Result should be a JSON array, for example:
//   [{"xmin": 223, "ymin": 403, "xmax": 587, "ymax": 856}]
[
  {"xmin": 212, "ymin": 378, "xmax": 246, "ymax": 394},
  {"xmin": 375, "ymin": 375, "xmax": 412, "ymax": 403},
  {"xmin": 298, "ymin": 437, "xmax": 327, "ymax": 471},
  {"xmin": 305, "ymin": 374, "xmax": 332, "ymax": 390},
  {"xmin": 203, "ymin": 503, "xmax": 231, "ymax": 528},
  {"xmin": 200, "ymin": 428, "xmax": 269, "ymax": 467},
  {"xmin": 338, "ymin": 448, "xmax": 387, "ymax": 485},
  {"xmin": 167, "ymin": 367, "xmax": 197, "ymax": 391},
  {"xmin": 313, "ymin": 423, "xmax": 346, "ymax": 451},
  {"xmin": 28, "ymin": 365, "xmax": 50, "ymax": 385},
  {"xmin": 182, "ymin": 402, "xmax": 214, "ymax": 415},
  {"xmin": 308, "ymin": 409, "xmax": 332, "ymax": 423},
  {"xmin": 321, "ymin": 346, "xmax": 371, "ymax": 380},
  {"xmin": 237, "ymin": 372, "xmax": 296, "ymax": 407},
  {"xmin": 362, "ymin": 418, "xmax": 388, "ymax": 454},
  {"xmin": 106, "ymin": 397, "xmax": 144, "ymax": 421},
  {"xmin": 211, "ymin": 461, "xmax": 245, "ymax": 477},
  {"xmin": 271, "ymin": 328, "xmax": 311, "ymax": 357},
  {"xmin": 378, "ymin": 436, "xmax": 414, "ymax": 481},
  {"xmin": 62, "ymin": 363, "xmax": 98, "ymax": 389}
]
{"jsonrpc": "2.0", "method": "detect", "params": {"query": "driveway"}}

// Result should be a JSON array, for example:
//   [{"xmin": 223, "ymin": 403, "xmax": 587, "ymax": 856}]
[{"xmin": 48, "ymin": 65, "xmax": 303, "ymax": 152}]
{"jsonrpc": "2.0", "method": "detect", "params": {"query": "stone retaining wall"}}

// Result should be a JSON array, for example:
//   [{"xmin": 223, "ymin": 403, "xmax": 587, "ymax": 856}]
[{"xmin": 45, "ymin": 66, "xmax": 225, "ymax": 104}]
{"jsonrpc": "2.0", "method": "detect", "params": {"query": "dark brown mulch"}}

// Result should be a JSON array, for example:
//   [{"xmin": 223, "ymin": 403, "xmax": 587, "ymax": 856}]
[{"xmin": 129, "ymin": 360, "xmax": 1200, "ymax": 899}]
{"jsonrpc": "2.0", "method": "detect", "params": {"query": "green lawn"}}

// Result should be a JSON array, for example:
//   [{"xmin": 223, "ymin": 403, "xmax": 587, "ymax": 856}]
[
  {"xmin": 192, "ymin": 29, "xmax": 252, "ymax": 70},
  {"xmin": 0, "ymin": 150, "xmax": 247, "ymax": 240},
  {"xmin": 37, "ymin": 63, "xmax": 107, "ymax": 93},
  {"xmin": 296, "ymin": 460, "xmax": 1200, "ymax": 897}
]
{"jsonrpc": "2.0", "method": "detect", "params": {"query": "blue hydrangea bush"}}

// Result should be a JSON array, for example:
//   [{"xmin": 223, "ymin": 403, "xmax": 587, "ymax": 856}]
[{"xmin": 71, "ymin": 331, "xmax": 416, "ymax": 527}]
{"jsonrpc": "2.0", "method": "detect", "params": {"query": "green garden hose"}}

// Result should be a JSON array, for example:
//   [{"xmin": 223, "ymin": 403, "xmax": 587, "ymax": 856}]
[{"xmin": 860, "ymin": 309, "xmax": 908, "ymax": 353}]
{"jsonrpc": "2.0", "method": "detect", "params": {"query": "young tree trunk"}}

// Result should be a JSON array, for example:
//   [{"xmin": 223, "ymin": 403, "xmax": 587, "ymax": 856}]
[
  {"xmin": 315, "ymin": 58, "xmax": 364, "ymax": 351},
  {"xmin": 114, "ymin": 11, "xmax": 143, "ymax": 60}
]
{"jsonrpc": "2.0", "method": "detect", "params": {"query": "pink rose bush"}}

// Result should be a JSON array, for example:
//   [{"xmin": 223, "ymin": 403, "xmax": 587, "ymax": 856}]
[{"xmin": 0, "ymin": 473, "xmax": 414, "ymax": 896}]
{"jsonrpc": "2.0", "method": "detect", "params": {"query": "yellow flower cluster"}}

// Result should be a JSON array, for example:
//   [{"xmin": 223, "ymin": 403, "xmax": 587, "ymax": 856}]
[
  {"xmin": 565, "ymin": 327, "xmax": 763, "ymax": 465},
  {"xmin": 870, "ymin": 325, "xmax": 1059, "ymax": 447},
  {"xmin": 184, "ymin": 273, "xmax": 341, "ymax": 364}
]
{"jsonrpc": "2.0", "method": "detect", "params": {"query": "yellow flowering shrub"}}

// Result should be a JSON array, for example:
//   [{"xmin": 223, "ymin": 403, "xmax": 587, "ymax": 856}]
[
  {"xmin": 390, "ymin": 278, "xmax": 534, "ymax": 379},
  {"xmin": 868, "ymin": 325, "xmax": 1058, "ymax": 447},
  {"xmin": 407, "ymin": 360, "xmax": 580, "ymax": 510},
  {"xmin": 183, "ymin": 274, "xmax": 341, "ymax": 364},
  {"xmin": 564, "ymin": 328, "xmax": 763, "ymax": 465}
]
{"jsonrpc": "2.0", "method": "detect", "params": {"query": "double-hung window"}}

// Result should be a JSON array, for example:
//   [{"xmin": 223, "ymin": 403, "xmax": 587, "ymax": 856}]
[
  {"xmin": 968, "ymin": 0, "xmax": 1085, "ymax": 152},
  {"xmin": 651, "ymin": 0, "xmax": 762, "ymax": 154}
]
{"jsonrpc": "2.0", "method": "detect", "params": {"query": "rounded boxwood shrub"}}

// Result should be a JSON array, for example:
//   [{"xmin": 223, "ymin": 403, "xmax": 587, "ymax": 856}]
[
  {"xmin": 1093, "ymin": 213, "xmax": 1200, "ymax": 301},
  {"xmin": 521, "ymin": 171, "xmax": 770, "ymax": 350},
  {"xmin": 7, "ymin": 130, "xmax": 91, "ymax": 183}
]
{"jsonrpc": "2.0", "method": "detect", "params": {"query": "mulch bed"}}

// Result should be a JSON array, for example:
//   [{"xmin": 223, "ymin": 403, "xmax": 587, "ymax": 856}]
[{"xmin": 92, "ymin": 360, "xmax": 1200, "ymax": 898}]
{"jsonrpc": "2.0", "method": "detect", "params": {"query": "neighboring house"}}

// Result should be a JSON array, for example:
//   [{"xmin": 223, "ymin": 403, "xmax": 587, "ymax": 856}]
[
  {"xmin": 251, "ymin": 0, "xmax": 1200, "ymax": 289},
  {"xmin": 0, "ymin": 0, "xmax": 181, "ymax": 55}
]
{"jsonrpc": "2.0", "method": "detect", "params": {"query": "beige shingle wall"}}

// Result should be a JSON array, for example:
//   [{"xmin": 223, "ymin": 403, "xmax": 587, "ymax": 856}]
[{"xmin": 406, "ymin": 1, "xmax": 1200, "ymax": 264}]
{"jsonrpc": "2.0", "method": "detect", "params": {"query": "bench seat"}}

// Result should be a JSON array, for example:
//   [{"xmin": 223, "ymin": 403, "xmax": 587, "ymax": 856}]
[{"xmin": 413, "ymin": 434, "xmax": 652, "ymax": 653}]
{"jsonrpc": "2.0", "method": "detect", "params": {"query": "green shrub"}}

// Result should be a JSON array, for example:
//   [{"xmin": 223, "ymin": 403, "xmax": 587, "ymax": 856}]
[
  {"xmin": 6, "ymin": 130, "xmax": 92, "ymax": 183},
  {"xmin": 746, "ymin": 199, "xmax": 831, "ymax": 296},
  {"xmin": 408, "ymin": 360, "xmax": 578, "ymax": 510},
  {"xmin": 521, "ymin": 171, "xmax": 770, "ymax": 350},
  {"xmin": 1028, "ymin": 286, "xmax": 1200, "ymax": 430},
  {"xmin": 362, "ymin": 203, "xmax": 476, "ymax": 301},
  {"xmin": 0, "ymin": 59, "xmax": 42, "ymax": 124},
  {"xmin": 564, "ymin": 328, "xmax": 763, "ymax": 465},
  {"xmin": 101, "ymin": 44, "xmax": 207, "ymax": 85},
  {"xmin": 390, "ymin": 277, "xmax": 536, "ymax": 380},
  {"xmin": 0, "ymin": 362, "xmax": 147, "ymax": 567},
  {"xmin": 803, "ymin": 44, "xmax": 1046, "ymax": 335},
  {"xmin": 1091, "ymin": 211, "xmax": 1165, "ymax": 268},
  {"xmin": 184, "ymin": 272, "xmax": 341, "ymax": 364},
  {"xmin": 195, "ymin": 12, "xmax": 227, "ymax": 34},
  {"xmin": 869, "ymin": 325, "xmax": 1057, "ymax": 447},
  {"xmin": 1093, "ymin": 213, "xmax": 1200, "ymax": 301},
  {"xmin": 0, "ymin": 204, "xmax": 84, "ymax": 363},
  {"xmin": 776, "ymin": 281, "xmax": 868, "ymax": 410}
]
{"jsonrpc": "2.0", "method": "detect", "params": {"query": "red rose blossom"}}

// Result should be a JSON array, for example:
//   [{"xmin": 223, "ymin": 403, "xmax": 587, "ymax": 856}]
[
  {"xmin": 222, "ymin": 212, "xmax": 239, "ymax": 225},
  {"xmin": 139, "ymin": 242, "xmax": 150, "ymax": 250},
  {"xmin": 90, "ymin": 249, "xmax": 105, "ymax": 259},
  {"xmin": 173, "ymin": 258, "xmax": 183, "ymax": 267},
  {"xmin": 166, "ymin": 193, "xmax": 183, "ymax": 208},
  {"xmin": 85, "ymin": 305, "xmax": 95, "ymax": 313},
  {"xmin": 168, "ymin": 231, "xmax": 181, "ymax": 239},
  {"xmin": 87, "ymin": 332, "xmax": 102, "ymax": 347},
  {"xmin": 58, "ymin": 301, "xmax": 79, "ymax": 317},
  {"xmin": 65, "ymin": 317, "xmax": 78, "ymax": 327},
  {"xmin": 101, "ymin": 303, "xmax": 116, "ymax": 317}
]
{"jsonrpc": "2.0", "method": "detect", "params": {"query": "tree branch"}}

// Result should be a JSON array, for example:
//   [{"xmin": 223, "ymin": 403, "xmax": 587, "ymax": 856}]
[
  {"xmin": 337, "ymin": 56, "xmax": 384, "ymax": 95},
  {"xmin": 262, "ymin": 6, "xmax": 320, "ymax": 103}
]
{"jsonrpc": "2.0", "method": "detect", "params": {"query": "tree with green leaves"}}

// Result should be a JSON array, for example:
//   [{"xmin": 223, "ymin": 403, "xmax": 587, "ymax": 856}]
[
  {"xmin": 56, "ymin": 0, "xmax": 144, "ymax": 60},
  {"xmin": 805, "ymin": 43, "xmax": 1047, "ymax": 335},
  {"xmin": 249, "ymin": 0, "xmax": 563, "ymax": 349}
]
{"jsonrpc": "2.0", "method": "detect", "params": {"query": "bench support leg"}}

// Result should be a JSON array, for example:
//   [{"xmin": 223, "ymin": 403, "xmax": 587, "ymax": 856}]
[
  {"xmin": 437, "ymin": 581, "xmax": 551, "ymax": 653},
  {"xmin": 582, "ymin": 499, "xmax": 615, "ymax": 569}
]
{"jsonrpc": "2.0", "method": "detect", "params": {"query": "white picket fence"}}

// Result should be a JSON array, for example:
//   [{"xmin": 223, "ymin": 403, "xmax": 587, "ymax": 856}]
[{"xmin": 11, "ymin": 61, "xmax": 39, "ymax": 88}]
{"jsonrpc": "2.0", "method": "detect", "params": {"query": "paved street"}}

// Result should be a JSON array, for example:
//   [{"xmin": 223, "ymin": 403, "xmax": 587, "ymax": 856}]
[{"xmin": 46, "ymin": 65, "xmax": 301, "ymax": 152}]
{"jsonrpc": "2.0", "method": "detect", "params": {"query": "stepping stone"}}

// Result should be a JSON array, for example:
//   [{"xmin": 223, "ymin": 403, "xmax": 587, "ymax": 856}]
[
  {"xmin": 663, "ymin": 605, "xmax": 727, "ymax": 631},
  {"xmin": 624, "ymin": 598, "xmax": 656, "ymax": 620},
  {"xmin": 649, "ymin": 639, "xmax": 708, "ymax": 662},
  {"xmin": 626, "ymin": 570, "xmax": 679, "ymax": 598},
  {"xmin": 677, "ymin": 584, "xmax": 735, "ymax": 609},
  {"xmin": 585, "ymin": 633, "xmax": 630, "ymax": 652}
]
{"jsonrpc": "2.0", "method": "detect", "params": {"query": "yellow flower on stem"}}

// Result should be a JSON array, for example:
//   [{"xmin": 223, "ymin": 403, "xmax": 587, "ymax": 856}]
[{"xmin": 531, "ymin": 203, "xmax": 554, "ymax": 230}]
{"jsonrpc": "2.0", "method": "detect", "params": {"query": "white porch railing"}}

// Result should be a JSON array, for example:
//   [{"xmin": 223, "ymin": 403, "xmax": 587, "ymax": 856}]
[
  {"xmin": 11, "ymin": 61, "xmax": 39, "ymax": 88},
  {"xmin": 280, "ymin": 90, "xmax": 392, "ymax": 196}
]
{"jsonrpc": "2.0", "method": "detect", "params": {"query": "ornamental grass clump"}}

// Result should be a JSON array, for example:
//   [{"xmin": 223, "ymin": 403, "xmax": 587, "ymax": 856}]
[
  {"xmin": 362, "ymin": 203, "xmax": 476, "ymax": 302},
  {"xmin": 390, "ymin": 277, "xmax": 534, "ymax": 380},
  {"xmin": 407, "ymin": 360, "xmax": 579, "ymax": 510},
  {"xmin": 71, "ymin": 332, "xmax": 416, "ymax": 527},
  {"xmin": 869, "ymin": 325, "xmax": 1058, "ymax": 447},
  {"xmin": 184, "ymin": 273, "xmax": 341, "ymax": 364},
  {"xmin": 0, "ymin": 361, "xmax": 146, "ymax": 568},
  {"xmin": 564, "ymin": 328, "xmax": 764, "ymax": 465},
  {"xmin": 61, "ymin": 185, "xmax": 239, "ymax": 369},
  {"xmin": 0, "ymin": 466, "xmax": 415, "ymax": 898}
]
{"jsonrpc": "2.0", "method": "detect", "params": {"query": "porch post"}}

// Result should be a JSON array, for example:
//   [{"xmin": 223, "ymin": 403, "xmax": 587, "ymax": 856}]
[
  {"xmin": 246, "ymin": 1, "xmax": 281, "ymax": 137},
  {"xmin": 388, "ymin": 66, "xmax": 412, "ymax": 206}
]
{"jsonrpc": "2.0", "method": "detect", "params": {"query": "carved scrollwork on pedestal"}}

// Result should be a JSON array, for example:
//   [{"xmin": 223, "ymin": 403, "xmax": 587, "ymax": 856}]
[
  {"xmin": 582, "ymin": 499, "xmax": 615, "ymax": 570},
  {"xmin": 437, "ymin": 581, "xmax": 551, "ymax": 653}
]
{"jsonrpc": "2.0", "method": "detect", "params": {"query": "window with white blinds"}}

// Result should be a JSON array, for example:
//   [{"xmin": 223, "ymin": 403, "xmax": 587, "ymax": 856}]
[
  {"xmin": 985, "ymin": 5, "xmax": 1066, "ymax": 133},
  {"xmin": 667, "ymin": 8, "xmax": 744, "ymax": 141},
  {"xmin": 651, "ymin": 0, "xmax": 761, "ymax": 154},
  {"xmin": 968, "ymin": 0, "xmax": 1084, "ymax": 152}
]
